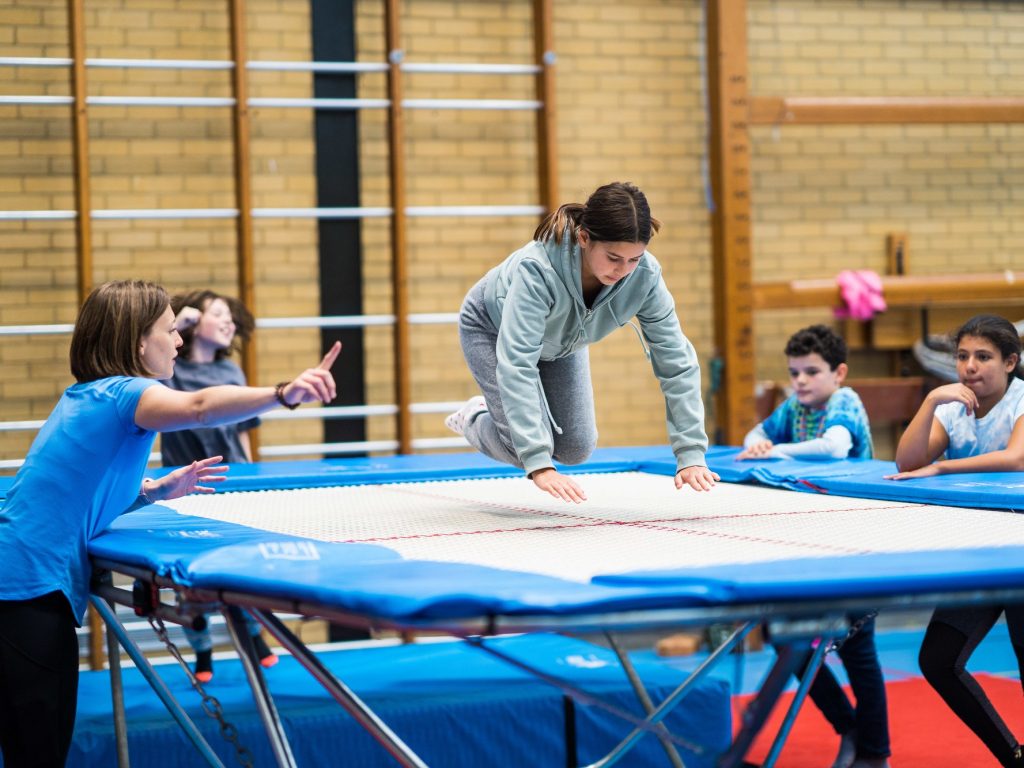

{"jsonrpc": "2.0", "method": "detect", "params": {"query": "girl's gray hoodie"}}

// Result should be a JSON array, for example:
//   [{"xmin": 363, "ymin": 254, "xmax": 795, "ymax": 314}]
[{"xmin": 482, "ymin": 230, "xmax": 708, "ymax": 476}]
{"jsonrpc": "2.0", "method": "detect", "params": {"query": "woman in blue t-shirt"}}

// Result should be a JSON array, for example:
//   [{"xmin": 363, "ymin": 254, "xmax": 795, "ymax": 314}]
[
  {"xmin": 887, "ymin": 314, "xmax": 1024, "ymax": 767},
  {"xmin": 0, "ymin": 280, "xmax": 339, "ymax": 767}
]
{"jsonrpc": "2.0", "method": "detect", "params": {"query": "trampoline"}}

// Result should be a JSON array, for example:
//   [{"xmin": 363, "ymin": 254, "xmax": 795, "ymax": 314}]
[{"xmin": 88, "ymin": 446, "xmax": 1024, "ymax": 768}]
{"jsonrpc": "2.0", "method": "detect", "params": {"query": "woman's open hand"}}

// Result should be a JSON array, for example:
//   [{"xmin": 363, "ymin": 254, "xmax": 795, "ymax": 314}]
[{"xmin": 146, "ymin": 456, "xmax": 228, "ymax": 502}]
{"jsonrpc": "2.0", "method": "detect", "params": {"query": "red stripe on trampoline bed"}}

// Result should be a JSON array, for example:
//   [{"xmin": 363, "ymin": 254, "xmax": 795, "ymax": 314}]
[{"xmin": 346, "ymin": 517, "xmax": 872, "ymax": 555}]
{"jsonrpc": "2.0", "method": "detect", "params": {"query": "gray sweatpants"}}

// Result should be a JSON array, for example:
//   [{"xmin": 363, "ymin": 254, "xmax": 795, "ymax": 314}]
[{"xmin": 458, "ymin": 278, "xmax": 597, "ymax": 471}]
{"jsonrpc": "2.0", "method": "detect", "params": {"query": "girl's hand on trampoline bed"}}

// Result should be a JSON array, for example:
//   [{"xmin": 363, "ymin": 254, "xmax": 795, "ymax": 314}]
[
  {"xmin": 676, "ymin": 465, "xmax": 719, "ymax": 491},
  {"xmin": 278, "ymin": 341, "xmax": 342, "ymax": 406},
  {"xmin": 146, "ymin": 456, "xmax": 228, "ymax": 502},
  {"xmin": 531, "ymin": 468, "xmax": 587, "ymax": 503}
]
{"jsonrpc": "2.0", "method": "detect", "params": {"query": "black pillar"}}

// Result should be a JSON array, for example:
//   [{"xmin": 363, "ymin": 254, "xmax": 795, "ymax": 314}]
[{"xmin": 311, "ymin": 0, "xmax": 365, "ymax": 450}]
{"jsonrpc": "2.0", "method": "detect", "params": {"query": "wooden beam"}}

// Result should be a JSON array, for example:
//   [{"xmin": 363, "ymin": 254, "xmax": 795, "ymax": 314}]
[
  {"xmin": 706, "ymin": 0, "xmax": 756, "ymax": 444},
  {"xmin": 532, "ymin": 0, "xmax": 557, "ymax": 214},
  {"xmin": 750, "ymin": 96, "xmax": 1024, "ymax": 125},
  {"xmin": 67, "ymin": 0, "xmax": 92, "ymax": 303},
  {"xmin": 67, "ymin": 0, "xmax": 106, "ymax": 672},
  {"xmin": 228, "ymin": 0, "xmax": 260, "ymax": 457},
  {"xmin": 385, "ymin": 0, "xmax": 412, "ymax": 454},
  {"xmin": 754, "ymin": 272, "xmax": 1024, "ymax": 310}
]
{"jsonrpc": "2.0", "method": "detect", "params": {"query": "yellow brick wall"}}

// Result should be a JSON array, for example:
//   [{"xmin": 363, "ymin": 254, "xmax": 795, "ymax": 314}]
[
  {"xmin": 748, "ymin": 0, "xmax": 1024, "ymax": 391},
  {"xmin": 2, "ymin": 0, "xmax": 1022, "ymax": 470},
  {"xmin": 357, "ymin": 0, "xmax": 714, "ymax": 451},
  {"xmin": 0, "ymin": 0, "xmax": 322, "ymax": 467}
]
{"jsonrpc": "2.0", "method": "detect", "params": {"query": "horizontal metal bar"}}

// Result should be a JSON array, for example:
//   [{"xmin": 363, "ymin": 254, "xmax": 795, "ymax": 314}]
[
  {"xmin": 92, "ymin": 208, "xmax": 238, "ymax": 220},
  {"xmin": 89, "ymin": 57, "xmax": 234, "ymax": 70},
  {"xmin": 0, "ymin": 56, "xmax": 233, "ymax": 70},
  {"xmin": 255, "ymin": 314, "xmax": 396, "ymax": 329},
  {"xmin": 0, "ymin": 93, "xmax": 545, "ymax": 111},
  {"xmin": 248, "ymin": 97, "xmax": 390, "ymax": 110},
  {"xmin": 0, "ymin": 95, "xmax": 73, "ymax": 105},
  {"xmin": 0, "ymin": 323, "xmax": 74, "ymax": 335},
  {"xmin": 261, "ymin": 405, "xmax": 399, "ymax": 421},
  {"xmin": 256, "ymin": 436, "xmax": 468, "ymax": 458},
  {"xmin": 0, "ymin": 206, "xmax": 536, "ymax": 221},
  {"xmin": 0, "ymin": 313, "xmax": 459, "ymax": 337},
  {"xmin": 0, "ymin": 210, "xmax": 76, "ymax": 221},
  {"xmin": 0, "ymin": 56, "xmax": 73, "ymax": 67},
  {"xmin": 259, "ymin": 401, "xmax": 465, "ymax": 422},
  {"xmin": 88, "ymin": 96, "xmax": 236, "ymax": 107},
  {"xmin": 406, "ymin": 205, "xmax": 544, "ymax": 217},
  {"xmin": 258, "ymin": 440, "xmax": 401, "ymax": 457},
  {"xmin": 0, "ymin": 56, "xmax": 536, "ymax": 76},
  {"xmin": 252, "ymin": 206, "xmax": 393, "ymax": 219},
  {"xmin": 248, "ymin": 60, "xmax": 388, "ymax": 73},
  {"xmin": 0, "ymin": 420, "xmax": 46, "ymax": 431},
  {"xmin": 0, "ymin": 402, "xmax": 465, "ymax": 435},
  {"xmin": 411, "ymin": 436, "xmax": 470, "ymax": 450},
  {"xmin": 402, "ymin": 63, "xmax": 540, "ymax": 75},
  {"xmin": 403, "ymin": 98, "xmax": 541, "ymax": 110},
  {"xmin": 407, "ymin": 312, "xmax": 460, "ymax": 325}
]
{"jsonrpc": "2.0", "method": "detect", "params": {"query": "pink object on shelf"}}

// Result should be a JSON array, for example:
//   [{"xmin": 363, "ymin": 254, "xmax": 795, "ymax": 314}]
[{"xmin": 834, "ymin": 269, "xmax": 887, "ymax": 321}]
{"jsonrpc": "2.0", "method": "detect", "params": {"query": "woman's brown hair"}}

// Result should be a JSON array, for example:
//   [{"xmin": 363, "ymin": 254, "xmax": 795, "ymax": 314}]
[
  {"xmin": 533, "ymin": 181, "xmax": 662, "ymax": 244},
  {"xmin": 70, "ymin": 280, "xmax": 170, "ymax": 382},
  {"xmin": 171, "ymin": 289, "xmax": 254, "ymax": 362}
]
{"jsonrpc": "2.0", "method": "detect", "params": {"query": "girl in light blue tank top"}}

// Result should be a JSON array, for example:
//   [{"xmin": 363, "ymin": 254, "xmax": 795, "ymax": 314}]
[{"xmin": 888, "ymin": 314, "xmax": 1024, "ymax": 767}]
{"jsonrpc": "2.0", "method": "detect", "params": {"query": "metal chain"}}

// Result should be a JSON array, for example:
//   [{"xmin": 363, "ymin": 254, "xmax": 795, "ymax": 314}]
[
  {"xmin": 826, "ymin": 611, "xmax": 878, "ymax": 655},
  {"xmin": 147, "ymin": 615, "xmax": 255, "ymax": 768}
]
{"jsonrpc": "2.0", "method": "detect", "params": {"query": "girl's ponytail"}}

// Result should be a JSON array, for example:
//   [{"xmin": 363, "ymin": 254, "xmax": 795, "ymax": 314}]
[{"xmin": 533, "ymin": 203, "xmax": 585, "ymax": 242}]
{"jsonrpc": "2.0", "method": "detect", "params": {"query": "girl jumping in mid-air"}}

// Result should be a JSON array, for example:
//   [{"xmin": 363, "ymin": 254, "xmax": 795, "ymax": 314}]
[{"xmin": 445, "ymin": 181, "xmax": 718, "ymax": 502}]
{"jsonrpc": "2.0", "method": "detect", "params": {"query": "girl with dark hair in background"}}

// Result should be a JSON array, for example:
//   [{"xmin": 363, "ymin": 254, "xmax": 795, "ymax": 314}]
[{"xmin": 162, "ymin": 289, "xmax": 277, "ymax": 681}]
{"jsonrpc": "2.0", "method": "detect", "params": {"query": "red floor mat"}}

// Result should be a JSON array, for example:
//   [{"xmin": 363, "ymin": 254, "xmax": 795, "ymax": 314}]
[{"xmin": 737, "ymin": 674, "xmax": 1024, "ymax": 767}]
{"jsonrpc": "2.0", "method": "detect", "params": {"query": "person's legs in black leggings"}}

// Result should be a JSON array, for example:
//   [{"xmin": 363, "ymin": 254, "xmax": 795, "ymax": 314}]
[
  {"xmin": 0, "ymin": 592, "xmax": 80, "ymax": 768},
  {"xmin": 919, "ymin": 606, "xmax": 1022, "ymax": 767},
  {"xmin": 837, "ymin": 616, "xmax": 890, "ymax": 759}
]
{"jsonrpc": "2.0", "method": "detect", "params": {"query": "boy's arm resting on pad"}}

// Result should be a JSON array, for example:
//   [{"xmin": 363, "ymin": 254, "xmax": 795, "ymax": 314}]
[
  {"xmin": 736, "ymin": 423, "xmax": 774, "ymax": 459},
  {"xmin": 767, "ymin": 425, "xmax": 853, "ymax": 460}
]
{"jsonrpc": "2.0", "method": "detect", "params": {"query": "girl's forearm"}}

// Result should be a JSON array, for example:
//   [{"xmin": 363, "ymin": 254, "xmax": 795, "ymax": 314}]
[
  {"xmin": 894, "ymin": 401, "xmax": 939, "ymax": 471},
  {"xmin": 189, "ymin": 385, "xmax": 278, "ymax": 427},
  {"xmin": 934, "ymin": 450, "xmax": 1024, "ymax": 475}
]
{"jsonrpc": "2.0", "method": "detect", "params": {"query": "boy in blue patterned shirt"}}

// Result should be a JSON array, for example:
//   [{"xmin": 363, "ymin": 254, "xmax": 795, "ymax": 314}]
[
  {"xmin": 738, "ymin": 324, "xmax": 889, "ymax": 768},
  {"xmin": 739, "ymin": 324, "xmax": 873, "ymax": 461}
]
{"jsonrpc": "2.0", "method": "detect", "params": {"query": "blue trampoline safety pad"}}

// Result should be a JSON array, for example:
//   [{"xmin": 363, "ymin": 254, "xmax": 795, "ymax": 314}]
[
  {"xmin": 69, "ymin": 634, "xmax": 731, "ymax": 768},
  {"xmin": 88, "ymin": 447, "xmax": 1024, "ymax": 626},
  {"xmin": 699, "ymin": 446, "xmax": 1024, "ymax": 510}
]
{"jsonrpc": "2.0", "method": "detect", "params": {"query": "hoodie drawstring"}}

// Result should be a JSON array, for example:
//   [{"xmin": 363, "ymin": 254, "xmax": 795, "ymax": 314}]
[
  {"xmin": 626, "ymin": 320, "xmax": 652, "ymax": 361},
  {"xmin": 538, "ymin": 381, "xmax": 563, "ymax": 435}
]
